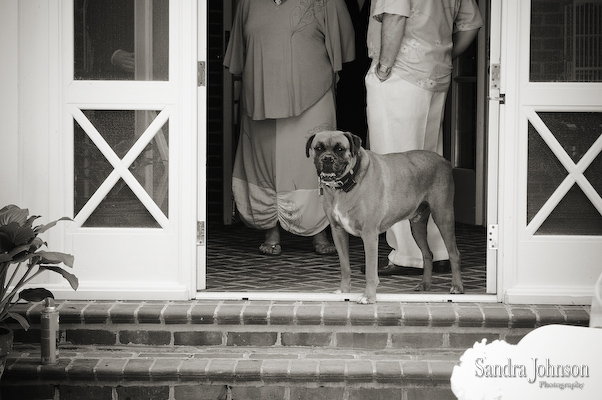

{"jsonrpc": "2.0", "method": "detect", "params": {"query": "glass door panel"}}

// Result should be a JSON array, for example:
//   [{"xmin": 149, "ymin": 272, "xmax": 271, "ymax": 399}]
[
  {"xmin": 530, "ymin": 0, "xmax": 602, "ymax": 82},
  {"xmin": 74, "ymin": 0, "xmax": 169, "ymax": 81}
]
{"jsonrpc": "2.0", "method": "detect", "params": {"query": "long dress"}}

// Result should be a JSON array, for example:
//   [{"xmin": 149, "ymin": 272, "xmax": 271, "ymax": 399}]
[{"xmin": 224, "ymin": 0, "xmax": 355, "ymax": 236}]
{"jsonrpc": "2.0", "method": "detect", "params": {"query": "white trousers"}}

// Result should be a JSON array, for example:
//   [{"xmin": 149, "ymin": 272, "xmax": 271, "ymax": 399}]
[{"xmin": 365, "ymin": 67, "xmax": 449, "ymax": 268}]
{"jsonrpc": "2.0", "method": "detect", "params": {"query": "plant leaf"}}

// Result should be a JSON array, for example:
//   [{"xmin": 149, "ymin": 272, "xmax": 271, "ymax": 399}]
[
  {"xmin": 0, "ymin": 205, "xmax": 29, "ymax": 225},
  {"xmin": 40, "ymin": 265, "xmax": 79, "ymax": 290},
  {"xmin": 8, "ymin": 312, "xmax": 30, "ymax": 331},
  {"xmin": 19, "ymin": 288, "xmax": 54, "ymax": 302},
  {"xmin": 37, "ymin": 251, "xmax": 74, "ymax": 268},
  {"xmin": 2, "ymin": 243, "xmax": 32, "ymax": 263},
  {"xmin": 34, "ymin": 217, "xmax": 72, "ymax": 234}
]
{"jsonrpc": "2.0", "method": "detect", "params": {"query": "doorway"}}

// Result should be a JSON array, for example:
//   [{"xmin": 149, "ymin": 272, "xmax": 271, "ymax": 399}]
[{"xmin": 202, "ymin": 0, "xmax": 492, "ymax": 301}]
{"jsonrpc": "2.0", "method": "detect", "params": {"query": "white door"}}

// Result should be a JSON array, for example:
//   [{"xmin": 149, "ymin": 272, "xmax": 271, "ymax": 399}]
[
  {"xmin": 51, "ymin": 0, "xmax": 198, "ymax": 300},
  {"xmin": 500, "ymin": 0, "xmax": 602, "ymax": 304}
]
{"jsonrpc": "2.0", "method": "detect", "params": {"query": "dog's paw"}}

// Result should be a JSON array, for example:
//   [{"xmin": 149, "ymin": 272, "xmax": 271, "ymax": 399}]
[
  {"xmin": 357, "ymin": 294, "xmax": 375, "ymax": 304},
  {"xmin": 336, "ymin": 284, "xmax": 351, "ymax": 294},
  {"xmin": 450, "ymin": 284, "xmax": 464, "ymax": 294},
  {"xmin": 414, "ymin": 281, "xmax": 432, "ymax": 292}
]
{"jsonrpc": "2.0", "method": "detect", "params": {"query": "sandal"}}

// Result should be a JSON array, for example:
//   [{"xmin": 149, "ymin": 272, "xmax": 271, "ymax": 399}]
[{"xmin": 259, "ymin": 243, "xmax": 282, "ymax": 256}]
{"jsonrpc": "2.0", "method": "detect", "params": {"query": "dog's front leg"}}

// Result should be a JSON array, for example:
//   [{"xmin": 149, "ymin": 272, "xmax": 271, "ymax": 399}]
[
  {"xmin": 331, "ymin": 224, "xmax": 352, "ymax": 294},
  {"xmin": 358, "ymin": 234, "xmax": 380, "ymax": 304}
]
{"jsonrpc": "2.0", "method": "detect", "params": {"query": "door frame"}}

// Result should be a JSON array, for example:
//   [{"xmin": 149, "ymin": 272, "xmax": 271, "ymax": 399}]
[{"xmin": 198, "ymin": 0, "xmax": 499, "ymax": 303}]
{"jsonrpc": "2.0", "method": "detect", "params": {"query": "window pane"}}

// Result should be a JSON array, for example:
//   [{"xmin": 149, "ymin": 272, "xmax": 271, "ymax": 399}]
[
  {"xmin": 531, "ymin": 0, "xmax": 602, "ymax": 82},
  {"xmin": 74, "ymin": 0, "xmax": 169, "ymax": 81},
  {"xmin": 527, "ymin": 112, "xmax": 602, "ymax": 235},
  {"xmin": 74, "ymin": 110, "xmax": 169, "ymax": 227}
]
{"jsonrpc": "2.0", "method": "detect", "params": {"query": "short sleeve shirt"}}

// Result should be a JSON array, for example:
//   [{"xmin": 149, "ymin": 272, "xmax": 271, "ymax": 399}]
[
  {"xmin": 224, "ymin": 0, "xmax": 355, "ymax": 120},
  {"xmin": 367, "ymin": 0, "xmax": 483, "ymax": 92}
]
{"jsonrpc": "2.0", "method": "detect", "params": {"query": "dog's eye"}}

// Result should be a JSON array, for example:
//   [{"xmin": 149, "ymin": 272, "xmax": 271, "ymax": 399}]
[
  {"xmin": 335, "ymin": 146, "xmax": 345, "ymax": 153},
  {"xmin": 315, "ymin": 145, "xmax": 324, "ymax": 152}
]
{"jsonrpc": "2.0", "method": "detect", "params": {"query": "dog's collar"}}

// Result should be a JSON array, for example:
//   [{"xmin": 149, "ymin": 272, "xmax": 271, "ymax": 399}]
[{"xmin": 319, "ymin": 154, "xmax": 360, "ymax": 193}]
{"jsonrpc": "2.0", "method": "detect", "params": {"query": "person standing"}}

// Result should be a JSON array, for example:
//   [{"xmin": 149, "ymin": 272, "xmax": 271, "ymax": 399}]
[
  {"xmin": 224, "ymin": 0, "xmax": 355, "ymax": 255},
  {"xmin": 365, "ymin": 0, "xmax": 483, "ymax": 274}
]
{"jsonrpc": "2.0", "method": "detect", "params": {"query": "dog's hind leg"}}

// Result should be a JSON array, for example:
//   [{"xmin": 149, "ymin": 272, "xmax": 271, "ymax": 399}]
[
  {"xmin": 430, "ymin": 204, "xmax": 463, "ymax": 294},
  {"xmin": 410, "ymin": 206, "xmax": 433, "ymax": 292}
]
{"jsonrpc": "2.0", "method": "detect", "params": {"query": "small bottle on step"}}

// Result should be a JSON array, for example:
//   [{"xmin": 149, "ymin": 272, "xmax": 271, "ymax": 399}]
[{"xmin": 41, "ymin": 297, "xmax": 59, "ymax": 364}]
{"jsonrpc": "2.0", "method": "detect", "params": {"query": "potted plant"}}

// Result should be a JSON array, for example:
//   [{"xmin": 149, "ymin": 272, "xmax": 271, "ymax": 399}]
[{"xmin": 0, "ymin": 205, "xmax": 78, "ymax": 376}]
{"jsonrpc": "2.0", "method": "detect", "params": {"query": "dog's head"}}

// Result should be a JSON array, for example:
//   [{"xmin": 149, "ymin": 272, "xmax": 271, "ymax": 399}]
[{"xmin": 305, "ymin": 130, "xmax": 362, "ymax": 182}]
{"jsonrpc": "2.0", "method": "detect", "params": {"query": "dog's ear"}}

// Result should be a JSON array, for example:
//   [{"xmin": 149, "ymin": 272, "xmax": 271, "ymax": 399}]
[
  {"xmin": 344, "ymin": 132, "xmax": 362, "ymax": 156},
  {"xmin": 305, "ymin": 134, "xmax": 316, "ymax": 158}
]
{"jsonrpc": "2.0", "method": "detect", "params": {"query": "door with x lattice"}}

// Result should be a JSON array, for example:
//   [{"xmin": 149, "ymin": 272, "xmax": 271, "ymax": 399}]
[
  {"xmin": 501, "ymin": 0, "xmax": 602, "ymax": 303},
  {"xmin": 55, "ymin": 0, "xmax": 199, "ymax": 299}
]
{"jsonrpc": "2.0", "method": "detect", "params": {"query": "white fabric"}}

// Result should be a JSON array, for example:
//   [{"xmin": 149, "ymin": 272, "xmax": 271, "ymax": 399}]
[
  {"xmin": 366, "ymin": 66, "xmax": 449, "ymax": 268},
  {"xmin": 232, "ymin": 89, "xmax": 334, "ymax": 237}
]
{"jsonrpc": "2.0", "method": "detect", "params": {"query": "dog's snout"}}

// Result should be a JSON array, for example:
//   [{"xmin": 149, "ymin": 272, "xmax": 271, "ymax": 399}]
[{"xmin": 322, "ymin": 154, "xmax": 335, "ymax": 164}]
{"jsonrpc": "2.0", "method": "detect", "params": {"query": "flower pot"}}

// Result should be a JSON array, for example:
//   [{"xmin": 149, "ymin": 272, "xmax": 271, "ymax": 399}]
[{"xmin": 0, "ymin": 327, "xmax": 13, "ymax": 379}]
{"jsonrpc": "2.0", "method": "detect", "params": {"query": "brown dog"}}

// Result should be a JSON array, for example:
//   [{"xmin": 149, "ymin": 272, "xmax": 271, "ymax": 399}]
[{"xmin": 306, "ymin": 130, "xmax": 463, "ymax": 304}]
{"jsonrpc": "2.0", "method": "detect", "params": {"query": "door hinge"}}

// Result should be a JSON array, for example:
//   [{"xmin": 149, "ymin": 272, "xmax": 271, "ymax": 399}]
[
  {"xmin": 489, "ymin": 63, "xmax": 505, "ymax": 104},
  {"xmin": 197, "ymin": 221, "xmax": 205, "ymax": 246},
  {"xmin": 198, "ymin": 61, "xmax": 206, "ymax": 87},
  {"xmin": 490, "ymin": 63, "xmax": 501, "ymax": 90},
  {"xmin": 487, "ymin": 224, "xmax": 499, "ymax": 250}
]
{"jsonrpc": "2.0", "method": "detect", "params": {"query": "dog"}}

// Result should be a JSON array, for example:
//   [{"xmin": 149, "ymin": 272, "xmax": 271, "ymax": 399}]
[{"xmin": 306, "ymin": 130, "xmax": 463, "ymax": 304}]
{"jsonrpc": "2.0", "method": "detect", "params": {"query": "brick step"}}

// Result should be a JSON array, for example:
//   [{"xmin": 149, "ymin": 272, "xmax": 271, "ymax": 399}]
[
  {"xmin": 8, "ymin": 300, "xmax": 590, "ymax": 351},
  {"xmin": 2, "ymin": 344, "xmax": 463, "ymax": 400},
  {"xmin": 2, "ymin": 301, "xmax": 591, "ymax": 399}
]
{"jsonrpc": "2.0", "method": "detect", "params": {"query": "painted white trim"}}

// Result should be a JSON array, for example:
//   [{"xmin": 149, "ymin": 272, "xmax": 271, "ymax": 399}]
[
  {"xmin": 0, "ymin": 1, "xmax": 20, "ymax": 207},
  {"xmin": 498, "ymin": 0, "xmax": 522, "ymax": 301},
  {"xmin": 196, "ymin": 0, "xmax": 207, "ymax": 291},
  {"xmin": 487, "ymin": 0, "xmax": 503, "ymax": 300},
  {"xmin": 42, "ymin": 282, "xmax": 190, "ymax": 301},
  {"xmin": 196, "ymin": 292, "xmax": 498, "ymax": 303},
  {"xmin": 505, "ymin": 286, "xmax": 594, "ymax": 305}
]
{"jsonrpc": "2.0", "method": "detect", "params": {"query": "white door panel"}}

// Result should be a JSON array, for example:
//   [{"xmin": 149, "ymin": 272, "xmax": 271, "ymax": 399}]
[
  {"xmin": 49, "ymin": 0, "xmax": 198, "ymax": 300},
  {"xmin": 501, "ymin": 0, "xmax": 602, "ymax": 304}
]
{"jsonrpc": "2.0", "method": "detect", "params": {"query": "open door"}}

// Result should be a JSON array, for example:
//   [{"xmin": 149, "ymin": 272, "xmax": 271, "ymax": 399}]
[
  {"xmin": 52, "ymin": 0, "xmax": 198, "ymax": 300},
  {"xmin": 499, "ymin": 0, "xmax": 602, "ymax": 304},
  {"xmin": 444, "ymin": 0, "xmax": 489, "ymax": 226}
]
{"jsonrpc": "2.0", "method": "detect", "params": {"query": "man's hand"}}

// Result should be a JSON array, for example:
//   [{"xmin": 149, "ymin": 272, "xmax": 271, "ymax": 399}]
[{"xmin": 111, "ymin": 49, "xmax": 135, "ymax": 73}]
